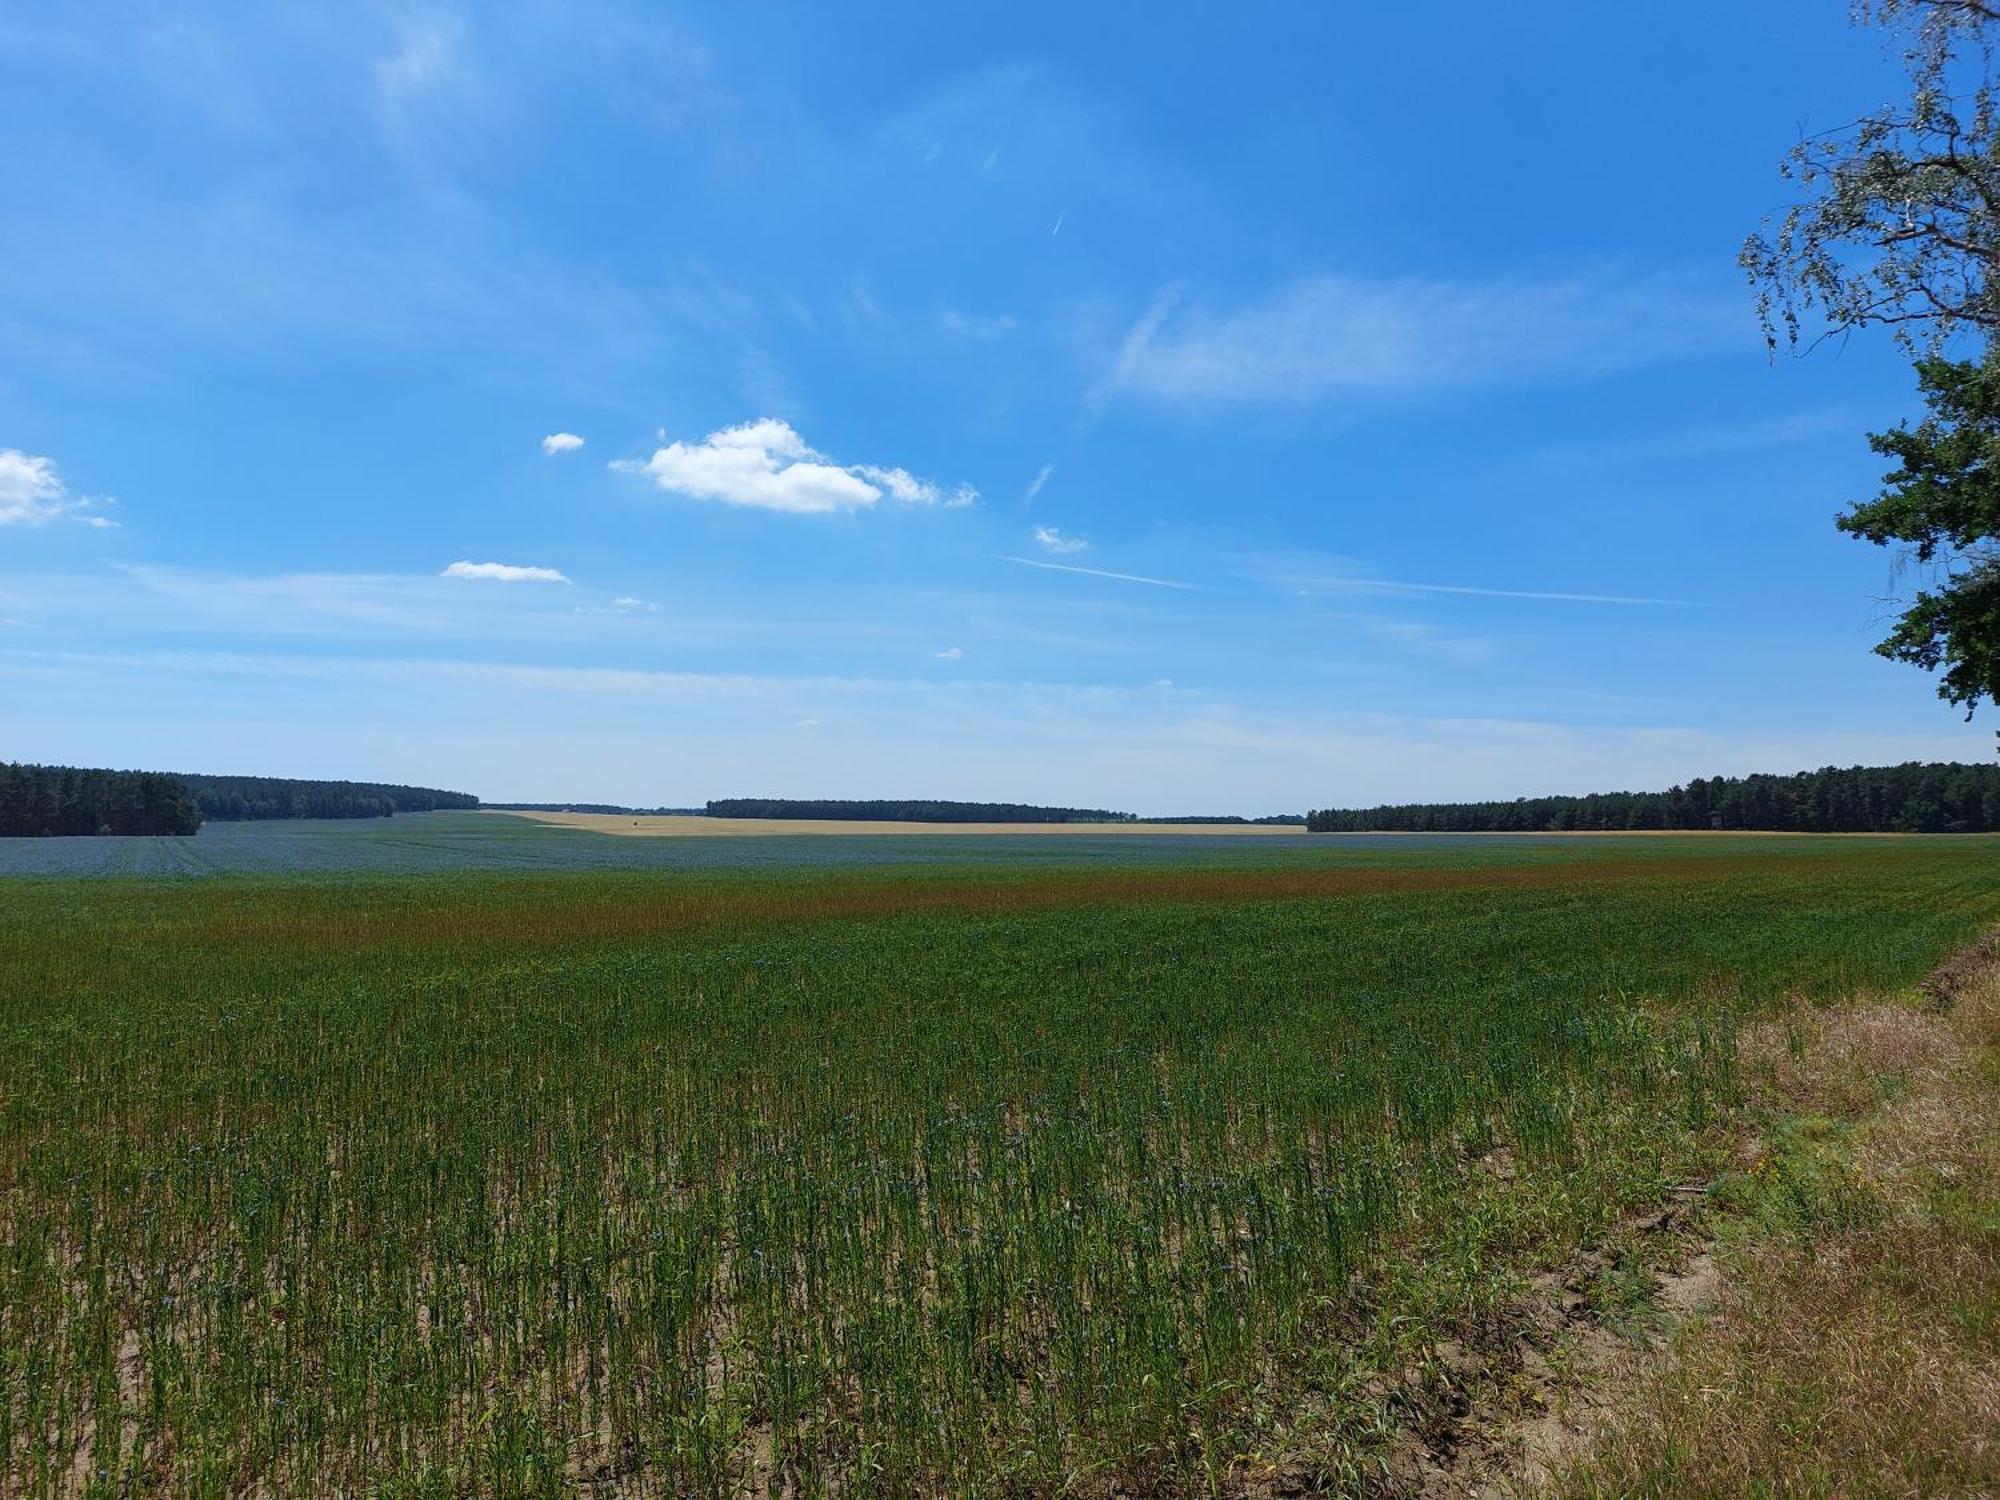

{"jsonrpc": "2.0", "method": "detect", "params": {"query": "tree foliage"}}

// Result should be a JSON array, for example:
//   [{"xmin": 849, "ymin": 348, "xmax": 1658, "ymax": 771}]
[
  {"xmin": 1845, "ymin": 356, "xmax": 2000, "ymax": 709},
  {"xmin": 177, "ymin": 775, "xmax": 479, "ymax": 822},
  {"xmin": 1747, "ymin": 3, "xmax": 2000, "ymax": 711},
  {"xmin": 1745, "ymin": 1, "xmax": 2000, "ymax": 350},
  {"xmin": 0, "ymin": 763, "xmax": 202, "ymax": 837},
  {"xmin": 1306, "ymin": 761, "xmax": 2000, "ymax": 834}
]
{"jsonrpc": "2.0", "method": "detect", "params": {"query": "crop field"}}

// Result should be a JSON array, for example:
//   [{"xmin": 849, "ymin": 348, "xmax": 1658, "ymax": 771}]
[
  {"xmin": 0, "ymin": 812, "xmax": 1391, "ymax": 879},
  {"xmin": 2, "ymin": 835, "xmax": 1996, "ymax": 1496}
]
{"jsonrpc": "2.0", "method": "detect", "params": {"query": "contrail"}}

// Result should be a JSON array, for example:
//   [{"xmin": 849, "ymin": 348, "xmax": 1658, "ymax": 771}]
[
  {"xmin": 1320, "ymin": 578, "xmax": 1701, "ymax": 606},
  {"xmin": 998, "ymin": 555, "xmax": 1197, "ymax": 591}
]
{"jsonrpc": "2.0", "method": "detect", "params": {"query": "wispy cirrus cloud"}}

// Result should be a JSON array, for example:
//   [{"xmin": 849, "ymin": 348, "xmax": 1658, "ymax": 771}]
[
  {"xmin": 1109, "ymin": 267, "xmax": 1746, "ymax": 406},
  {"xmin": 369, "ymin": 10, "xmax": 484, "ymax": 159},
  {"xmin": 1530, "ymin": 407, "xmax": 1861, "ymax": 468},
  {"xmin": 74, "ymin": 564, "xmax": 911, "ymax": 652},
  {"xmin": 619, "ymin": 418, "xmax": 975, "ymax": 515},
  {"xmin": 1328, "ymin": 578, "xmax": 1700, "ymax": 607},
  {"xmin": 9, "ymin": 645, "xmax": 1987, "ymax": 814},
  {"xmin": 1033, "ymin": 525, "xmax": 1087, "ymax": 555},
  {"xmin": 938, "ymin": 307, "xmax": 1018, "ymax": 341}
]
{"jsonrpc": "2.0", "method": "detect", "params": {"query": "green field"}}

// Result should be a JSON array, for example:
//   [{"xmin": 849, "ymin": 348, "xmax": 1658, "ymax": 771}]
[{"xmin": 3, "ymin": 835, "xmax": 1996, "ymax": 1496}]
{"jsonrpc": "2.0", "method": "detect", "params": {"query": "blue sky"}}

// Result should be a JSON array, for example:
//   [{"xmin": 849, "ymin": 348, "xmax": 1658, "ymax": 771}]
[{"xmin": 2, "ymin": 1, "xmax": 1991, "ymax": 812}]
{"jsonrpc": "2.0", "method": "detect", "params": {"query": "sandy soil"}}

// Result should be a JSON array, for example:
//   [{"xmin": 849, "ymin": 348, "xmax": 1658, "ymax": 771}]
[{"xmin": 500, "ymin": 811, "xmax": 1310, "ymax": 838}]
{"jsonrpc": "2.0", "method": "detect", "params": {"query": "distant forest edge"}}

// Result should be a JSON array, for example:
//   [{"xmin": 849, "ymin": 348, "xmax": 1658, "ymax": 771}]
[
  {"xmin": 179, "ymin": 775, "xmax": 479, "ymax": 823},
  {"xmin": 0, "ymin": 764, "xmax": 481, "ymax": 836},
  {"xmin": 11, "ymin": 760, "xmax": 2000, "ymax": 840},
  {"xmin": 704, "ymin": 799, "xmax": 1136, "ymax": 823},
  {"xmin": 1306, "ymin": 762, "xmax": 2000, "ymax": 834},
  {"xmin": 0, "ymin": 763, "xmax": 202, "ymax": 837}
]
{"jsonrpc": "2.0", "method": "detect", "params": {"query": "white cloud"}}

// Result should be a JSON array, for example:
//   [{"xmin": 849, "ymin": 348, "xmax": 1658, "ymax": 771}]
[
  {"xmin": 853, "ymin": 465, "xmax": 940, "ymax": 504},
  {"xmin": 1111, "ymin": 267, "xmax": 1743, "ymax": 404},
  {"xmin": 441, "ymin": 560, "xmax": 571, "ymax": 583},
  {"xmin": 934, "ymin": 646, "xmax": 963, "ymax": 660},
  {"xmin": 625, "ymin": 418, "xmax": 975, "ymax": 515},
  {"xmin": 1034, "ymin": 524, "xmax": 1087, "ymax": 556},
  {"xmin": 1024, "ymin": 464, "xmax": 1054, "ymax": 501},
  {"xmin": 0, "ymin": 448, "xmax": 110, "ymax": 526},
  {"xmin": 541, "ymin": 431, "xmax": 585, "ymax": 455}
]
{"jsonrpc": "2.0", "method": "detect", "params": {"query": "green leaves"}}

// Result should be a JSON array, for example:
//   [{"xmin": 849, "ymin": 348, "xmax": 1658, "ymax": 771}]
[
  {"xmin": 1843, "ymin": 356, "xmax": 2000, "ymax": 713},
  {"xmin": 1745, "ymin": 2, "xmax": 2000, "ymax": 351}
]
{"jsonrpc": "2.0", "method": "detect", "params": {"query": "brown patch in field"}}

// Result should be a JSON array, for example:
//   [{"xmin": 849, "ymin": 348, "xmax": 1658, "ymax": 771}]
[{"xmin": 135, "ymin": 853, "xmax": 1838, "ymax": 959}]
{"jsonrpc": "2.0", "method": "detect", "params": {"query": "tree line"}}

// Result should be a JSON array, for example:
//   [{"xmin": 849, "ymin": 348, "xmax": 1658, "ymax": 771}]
[
  {"xmin": 0, "ymin": 763, "xmax": 202, "ymax": 837},
  {"xmin": 1306, "ymin": 762, "xmax": 2000, "ymax": 834},
  {"xmin": 705, "ymin": 799, "xmax": 1135, "ymax": 823},
  {"xmin": 180, "ymin": 774, "xmax": 479, "ymax": 822}
]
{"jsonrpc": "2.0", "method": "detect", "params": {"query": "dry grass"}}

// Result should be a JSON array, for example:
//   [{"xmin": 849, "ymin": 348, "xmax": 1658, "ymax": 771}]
[{"xmin": 1545, "ymin": 962, "xmax": 2000, "ymax": 1498}]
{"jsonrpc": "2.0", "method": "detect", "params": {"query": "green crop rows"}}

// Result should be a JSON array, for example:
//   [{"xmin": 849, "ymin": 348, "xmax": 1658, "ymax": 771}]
[{"xmin": 2, "ymin": 837, "xmax": 1995, "ymax": 1495}]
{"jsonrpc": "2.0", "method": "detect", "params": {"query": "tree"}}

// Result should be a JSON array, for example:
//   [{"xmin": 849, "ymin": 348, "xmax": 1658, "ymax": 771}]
[
  {"xmin": 1845, "ymin": 356, "xmax": 2000, "ymax": 711},
  {"xmin": 1744, "ymin": 2, "xmax": 2000, "ymax": 351},
  {"xmin": 1747, "ymin": 3, "xmax": 2000, "ymax": 713}
]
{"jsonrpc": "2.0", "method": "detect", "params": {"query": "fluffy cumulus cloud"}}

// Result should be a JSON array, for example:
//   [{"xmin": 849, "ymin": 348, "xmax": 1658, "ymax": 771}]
[
  {"xmin": 0, "ymin": 449, "xmax": 112, "ymax": 526},
  {"xmin": 1034, "ymin": 524, "xmax": 1087, "ymax": 555},
  {"xmin": 624, "ymin": 419, "xmax": 975, "ymax": 515},
  {"xmin": 541, "ymin": 432, "xmax": 585, "ymax": 455},
  {"xmin": 440, "ymin": 560, "xmax": 571, "ymax": 583}
]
